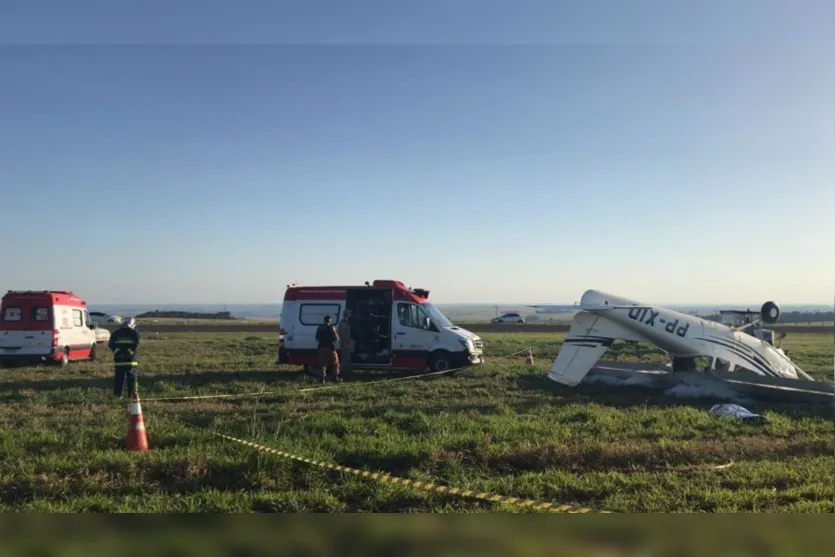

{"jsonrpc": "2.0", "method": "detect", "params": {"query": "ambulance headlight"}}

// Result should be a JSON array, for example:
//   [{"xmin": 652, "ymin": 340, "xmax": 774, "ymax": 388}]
[{"xmin": 459, "ymin": 338, "xmax": 473, "ymax": 350}]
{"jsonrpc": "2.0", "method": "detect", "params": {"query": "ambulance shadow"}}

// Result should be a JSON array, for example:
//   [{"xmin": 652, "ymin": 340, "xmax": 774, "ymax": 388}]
[
  {"xmin": 305, "ymin": 367, "xmax": 443, "ymax": 383},
  {"xmin": 515, "ymin": 372, "xmax": 834, "ymax": 421}
]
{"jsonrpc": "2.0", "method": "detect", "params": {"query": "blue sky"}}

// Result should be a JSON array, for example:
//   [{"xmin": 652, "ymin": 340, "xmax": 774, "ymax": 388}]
[{"xmin": 1, "ymin": 1, "xmax": 833, "ymax": 305}]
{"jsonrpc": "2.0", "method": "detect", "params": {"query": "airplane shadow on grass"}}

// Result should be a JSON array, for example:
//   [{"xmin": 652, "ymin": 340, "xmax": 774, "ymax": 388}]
[{"xmin": 515, "ymin": 370, "xmax": 835, "ymax": 421}]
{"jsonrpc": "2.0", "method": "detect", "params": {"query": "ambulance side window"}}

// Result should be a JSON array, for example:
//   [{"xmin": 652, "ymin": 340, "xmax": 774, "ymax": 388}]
[
  {"xmin": 3, "ymin": 307, "xmax": 22, "ymax": 321},
  {"xmin": 31, "ymin": 308, "xmax": 49, "ymax": 321},
  {"xmin": 397, "ymin": 303, "xmax": 426, "ymax": 329},
  {"xmin": 299, "ymin": 303, "xmax": 340, "ymax": 326},
  {"xmin": 72, "ymin": 309, "xmax": 83, "ymax": 327}
]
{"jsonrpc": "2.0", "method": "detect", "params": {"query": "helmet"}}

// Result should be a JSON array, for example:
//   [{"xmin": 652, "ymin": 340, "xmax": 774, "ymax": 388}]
[{"xmin": 125, "ymin": 317, "xmax": 136, "ymax": 329}]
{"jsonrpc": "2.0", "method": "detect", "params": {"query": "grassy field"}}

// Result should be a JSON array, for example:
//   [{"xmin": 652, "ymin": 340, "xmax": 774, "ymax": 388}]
[{"xmin": 0, "ymin": 331, "xmax": 832, "ymax": 513}]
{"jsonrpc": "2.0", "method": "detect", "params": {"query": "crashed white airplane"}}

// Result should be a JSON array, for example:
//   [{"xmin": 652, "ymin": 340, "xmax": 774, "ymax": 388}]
[{"xmin": 529, "ymin": 289, "xmax": 815, "ymax": 387}]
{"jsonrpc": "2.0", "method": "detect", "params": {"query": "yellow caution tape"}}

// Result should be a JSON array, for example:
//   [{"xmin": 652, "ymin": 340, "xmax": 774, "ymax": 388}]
[
  {"xmin": 145, "ymin": 390, "xmax": 281, "ymax": 402},
  {"xmin": 210, "ymin": 430, "xmax": 613, "ymax": 514}
]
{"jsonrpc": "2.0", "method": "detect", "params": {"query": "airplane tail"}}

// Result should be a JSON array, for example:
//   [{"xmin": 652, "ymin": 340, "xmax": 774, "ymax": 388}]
[
  {"xmin": 548, "ymin": 311, "xmax": 613, "ymax": 386},
  {"xmin": 547, "ymin": 309, "xmax": 648, "ymax": 387}
]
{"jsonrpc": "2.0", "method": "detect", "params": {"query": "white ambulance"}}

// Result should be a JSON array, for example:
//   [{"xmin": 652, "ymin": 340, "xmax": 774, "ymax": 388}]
[
  {"xmin": 0, "ymin": 290, "xmax": 99, "ymax": 366},
  {"xmin": 277, "ymin": 280, "xmax": 484, "ymax": 374}
]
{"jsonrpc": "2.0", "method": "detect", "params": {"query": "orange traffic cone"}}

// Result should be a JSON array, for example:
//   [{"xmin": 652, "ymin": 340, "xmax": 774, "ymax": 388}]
[
  {"xmin": 525, "ymin": 347, "xmax": 534, "ymax": 365},
  {"xmin": 127, "ymin": 393, "xmax": 149, "ymax": 452}
]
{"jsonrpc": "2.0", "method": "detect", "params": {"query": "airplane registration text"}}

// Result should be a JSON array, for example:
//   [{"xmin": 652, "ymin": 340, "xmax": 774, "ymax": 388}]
[{"xmin": 627, "ymin": 307, "xmax": 689, "ymax": 337}]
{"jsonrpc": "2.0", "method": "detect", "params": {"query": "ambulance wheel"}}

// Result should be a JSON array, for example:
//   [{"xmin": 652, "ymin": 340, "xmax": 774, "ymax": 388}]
[
  {"xmin": 428, "ymin": 351, "xmax": 452, "ymax": 373},
  {"xmin": 89, "ymin": 343, "xmax": 97, "ymax": 361}
]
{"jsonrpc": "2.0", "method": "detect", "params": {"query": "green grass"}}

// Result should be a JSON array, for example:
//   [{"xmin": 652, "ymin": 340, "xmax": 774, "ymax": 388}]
[{"xmin": 0, "ymin": 332, "xmax": 831, "ymax": 513}]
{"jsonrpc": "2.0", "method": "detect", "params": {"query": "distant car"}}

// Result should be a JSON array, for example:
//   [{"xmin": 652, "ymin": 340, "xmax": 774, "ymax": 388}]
[
  {"xmin": 92, "ymin": 325, "xmax": 111, "ymax": 343},
  {"xmin": 89, "ymin": 312, "xmax": 122, "ymax": 325},
  {"xmin": 491, "ymin": 312, "xmax": 525, "ymax": 324}
]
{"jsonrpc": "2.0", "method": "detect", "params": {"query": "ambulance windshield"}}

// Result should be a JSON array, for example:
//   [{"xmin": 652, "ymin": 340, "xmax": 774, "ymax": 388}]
[{"xmin": 422, "ymin": 303, "xmax": 453, "ymax": 328}]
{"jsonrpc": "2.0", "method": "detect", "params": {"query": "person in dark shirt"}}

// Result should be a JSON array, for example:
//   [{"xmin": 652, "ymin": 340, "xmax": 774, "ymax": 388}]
[
  {"xmin": 315, "ymin": 314, "xmax": 341, "ymax": 384},
  {"xmin": 108, "ymin": 316, "xmax": 141, "ymax": 397}
]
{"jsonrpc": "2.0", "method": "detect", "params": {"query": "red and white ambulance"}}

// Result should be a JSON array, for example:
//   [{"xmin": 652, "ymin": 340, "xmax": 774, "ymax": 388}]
[
  {"xmin": 278, "ymin": 280, "xmax": 484, "ymax": 374},
  {"xmin": 0, "ymin": 290, "xmax": 99, "ymax": 366}
]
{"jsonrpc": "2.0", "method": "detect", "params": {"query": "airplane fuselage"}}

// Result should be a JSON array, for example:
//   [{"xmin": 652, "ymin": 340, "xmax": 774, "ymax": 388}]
[
  {"xmin": 576, "ymin": 289, "xmax": 811, "ymax": 380},
  {"xmin": 578, "ymin": 290, "xmax": 704, "ymax": 358}
]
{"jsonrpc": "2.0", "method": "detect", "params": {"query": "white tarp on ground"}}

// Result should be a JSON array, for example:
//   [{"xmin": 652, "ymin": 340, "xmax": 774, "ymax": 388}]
[{"xmin": 709, "ymin": 403, "xmax": 764, "ymax": 421}]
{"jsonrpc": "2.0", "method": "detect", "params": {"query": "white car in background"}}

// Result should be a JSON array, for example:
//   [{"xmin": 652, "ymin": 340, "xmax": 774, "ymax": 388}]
[
  {"xmin": 491, "ymin": 312, "xmax": 525, "ymax": 324},
  {"xmin": 92, "ymin": 324, "xmax": 111, "ymax": 343},
  {"xmin": 89, "ymin": 312, "xmax": 122, "ymax": 325}
]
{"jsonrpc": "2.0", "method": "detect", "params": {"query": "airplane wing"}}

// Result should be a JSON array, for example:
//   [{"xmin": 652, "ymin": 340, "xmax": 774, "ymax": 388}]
[
  {"xmin": 528, "ymin": 304, "xmax": 654, "ymax": 314},
  {"xmin": 547, "ymin": 310, "xmax": 651, "ymax": 387}
]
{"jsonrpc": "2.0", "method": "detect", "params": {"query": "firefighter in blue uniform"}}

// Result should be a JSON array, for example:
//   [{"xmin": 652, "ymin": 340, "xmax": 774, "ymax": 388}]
[{"xmin": 108, "ymin": 316, "xmax": 140, "ymax": 397}]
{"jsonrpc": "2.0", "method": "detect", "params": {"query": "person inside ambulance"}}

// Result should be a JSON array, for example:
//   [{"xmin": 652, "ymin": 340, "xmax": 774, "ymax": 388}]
[
  {"xmin": 108, "ymin": 316, "xmax": 141, "ymax": 398},
  {"xmin": 337, "ymin": 309, "xmax": 354, "ymax": 376},
  {"xmin": 315, "ymin": 314, "xmax": 341, "ymax": 384},
  {"xmin": 397, "ymin": 304, "xmax": 409, "ymax": 326}
]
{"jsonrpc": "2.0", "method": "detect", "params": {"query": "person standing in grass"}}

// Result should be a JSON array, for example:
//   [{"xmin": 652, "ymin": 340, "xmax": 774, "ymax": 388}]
[
  {"xmin": 108, "ymin": 316, "xmax": 141, "ymax": 397},
  {"xmin": 315, "ymin": 314, "xmax": 341, "ymax": 384}
]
